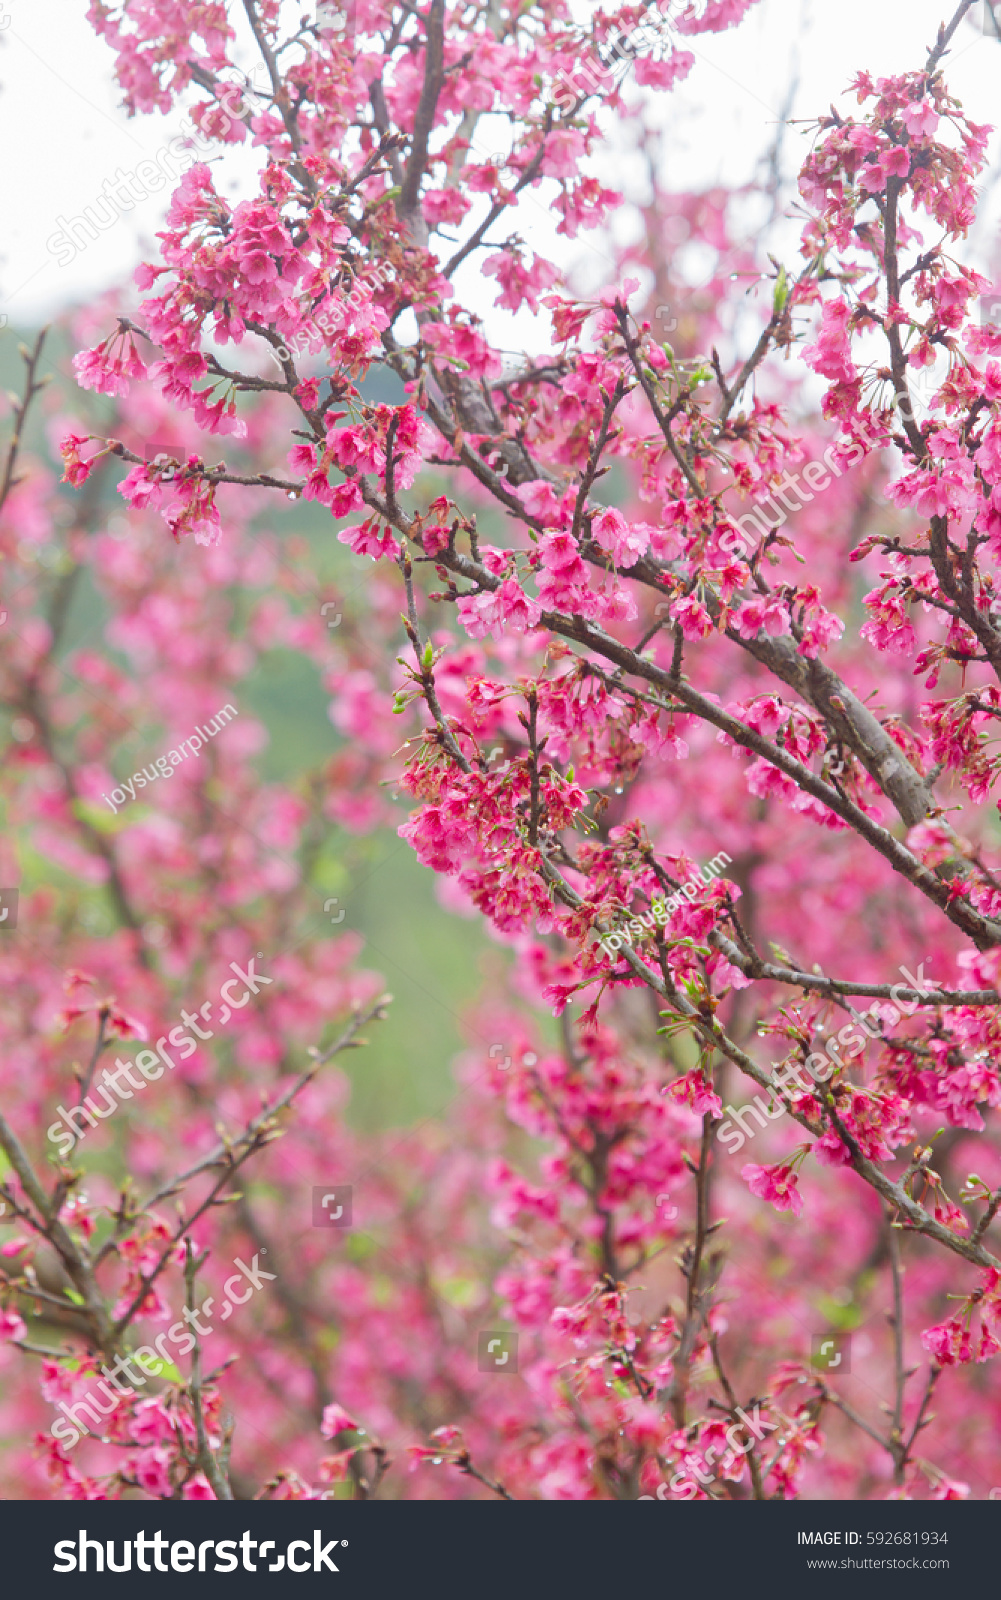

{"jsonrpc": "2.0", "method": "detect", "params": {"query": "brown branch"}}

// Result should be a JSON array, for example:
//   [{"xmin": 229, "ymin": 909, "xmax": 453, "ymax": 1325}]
[
  {"xmin": 665, "ymin": 1113, "xmax": 717, "ymax": 1427},
  {"xmin": 886, "ymin": 1212, "xmax": 907, "ymax": 1484},
  {"xmin": 183, "ymin": 1240, "xmax": 234, "ymax": 1500},
  {"xmin": 441, "ymin": 126, "xmax": 552, "ymax": 279},
  {"xmin": 108, "ymin": 995, "xmax": 391, "ymax": 1248},
  {"xmin": 454, "ymin": 1449, "xmax": 514, "ymax": 1500},
  {"xmin": 0, "ymin": 328, "xmax": 49, "ymax": 520},
  {"xmin": 925, "ymin": 0, "xmax": 979, "ymax": 76},
  {"xmin": 399, "ymin": 0, "xmax": 446, "ymax": 225}
]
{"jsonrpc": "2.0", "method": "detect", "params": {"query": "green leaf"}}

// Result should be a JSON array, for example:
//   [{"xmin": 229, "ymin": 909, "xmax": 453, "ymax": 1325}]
[
  {"xmin": 432, "ymin": 1274, "xmax": 481, "ymax": 1309},
  {"xmin": 773, "ymin": 265, "xmax": 789, "ymax": 314},
  {"xmin": 72, "ymin": 798, "xmax": 131, "ymax": 833}
]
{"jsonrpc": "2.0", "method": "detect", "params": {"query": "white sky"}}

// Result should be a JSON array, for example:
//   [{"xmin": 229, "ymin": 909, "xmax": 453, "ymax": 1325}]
[{"xmin": 0, "ymin": 0, "xmax": 999, "ymax": 336}]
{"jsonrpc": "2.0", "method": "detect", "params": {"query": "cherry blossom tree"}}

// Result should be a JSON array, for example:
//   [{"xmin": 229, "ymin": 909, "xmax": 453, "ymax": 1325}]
[{"xmin": 1, "ymin": 0, "xmax": 1001, "ymax": 1500}]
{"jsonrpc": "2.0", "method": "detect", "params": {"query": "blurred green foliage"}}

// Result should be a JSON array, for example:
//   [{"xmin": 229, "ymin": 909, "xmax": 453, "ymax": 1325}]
[{"xmin": 2, "ymin": 322, "xmax": 494, "ymax": 1131}]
